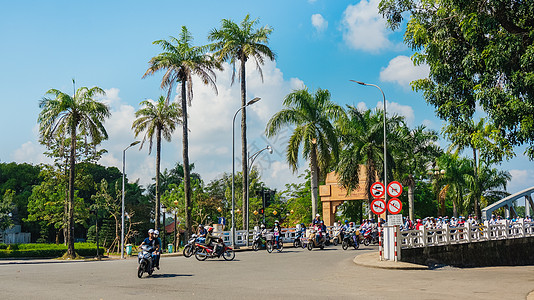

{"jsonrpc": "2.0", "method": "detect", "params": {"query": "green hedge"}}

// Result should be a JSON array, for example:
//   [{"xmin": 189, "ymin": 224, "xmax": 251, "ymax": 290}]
[{"xmin": 0, "ymin": 243, "xmax": 105, "ymax": 258}]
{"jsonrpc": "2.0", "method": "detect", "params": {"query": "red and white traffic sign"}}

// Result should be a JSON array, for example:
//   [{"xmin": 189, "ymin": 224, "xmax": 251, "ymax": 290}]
[
  {"xmin": 371, "ymin": 199, "xmax": 386, "ymax": 215},
  {"xmin": 387, "ymin": 198, "xmax": 402, "ymax": 214},
  {"xmin": 387, "ymin": 181, "xmax": 403, "ymax": 198},
  {"xmin": 370, "ymin": 182, "xmax": 385, "ymax": 198}
]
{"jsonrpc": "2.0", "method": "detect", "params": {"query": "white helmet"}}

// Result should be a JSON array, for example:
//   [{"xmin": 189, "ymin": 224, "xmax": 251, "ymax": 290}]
[
  {"xmin": 154, "ymin": 230, "xmax": 159, "ymax": 236},
  {"xmin": 316, "ymin": 214, "xmax": 320, "ymax": 217},
  {"xmin": 148, "ymin": 229, "xmax": 154, "ymax": 234}
]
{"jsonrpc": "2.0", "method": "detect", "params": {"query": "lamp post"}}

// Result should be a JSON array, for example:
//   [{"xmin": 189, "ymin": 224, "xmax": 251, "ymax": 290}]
[
  {"xmin": 162, "ymin": 204, "xmax": 166, "ymax": 252},
  {"xmin": 121, "ymin": 140, "xmax": 140, "ymax": 259},
  {"xmin": 350, "ymin": 80, "xmax": 386, "ymax": 260},
  {"xmin": 246, "ymin": 145, "xmax": 272, "ymax": 246},
  {"xmin": 232, "ymin": 97, "xmax": 261, "ymax": 248}
]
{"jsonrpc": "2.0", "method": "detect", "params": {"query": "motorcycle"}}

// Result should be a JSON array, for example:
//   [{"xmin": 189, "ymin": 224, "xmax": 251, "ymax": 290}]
[
  {"xmin": 362, "ymin": 228, "xmax": 379, "ymax": 246},
  {"xmin": 252, "ymin": 232, "xmax": 268, "ymax": 251},
  {"xmin": 331, "ymin": 229, "xmax": 342, "ymax": 246},
  {"xmin": 306, "ymin": 229, "xmax": 326, "ymax": 251},
  {"xmin": 293, "ymin": 230, "xmax": 305, "ymax": 248},
  {"xmin": 195, "ymin": 243, "xmax": 235, "ymax": 261},
  {"xmin": 137, "ymin": 245, "xmax": 155, "ymax": 278},
  {"xmin": 342, "ymin": 230, "xmax": 360, "ymax": 250},
  {"xmin": 183, "ymin": 234, "xmax": 199, "ymax": 258},
  {"xmin": 266, "ymin": 233, "xmax": 283, "ymax": 253}
]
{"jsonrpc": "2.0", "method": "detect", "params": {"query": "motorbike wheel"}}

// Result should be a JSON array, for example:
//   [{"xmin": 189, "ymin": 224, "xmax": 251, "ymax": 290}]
[
  {"xmin": 354, "ymin": 243, "xmax": 360, "ymax": 250},
  {"xmin": 195, "ymin": 248, "xmax": 208, "ymax": 261},
  {"xmin": 222, "ymin": 248, "xmax": 235, "ymax": 261},
  {"xmin": 137, "ymin": 262, "xmax": 144, "ymax": 278},
  {"xmin": 252, "ymin": 241, "xmax": 260, "ymax": 251},
  {"xmin": 342, "ymin": 240, "xmax": 349, "ymax": 250},
  {"xmin": 277, "ymin": 240, "xmax": 284, "ymax": 253},
  {"xmin": 183, "ymin": 244, "xmax": 193, "ymax": 258},
  {"xmin": 364, "ymin": 237, "xmax": 370, "ymax": 246},
  {"xmin": 307, "ymin": 242, "xmax": 313, "ymax": 251},
  {"xmin": 333, "ymin": 238, "xmax": 338, "ymax": 246},
  {"xmin": 320, "ymin": 243, "xmax": 324, "ymax": 250},
  {"xmin": 266, "ymin": 241, "xmax": 274, "ymax": 253},
  {"xmin": 302, "ymin": 241, "xmax": 307, "ymax": 249},
  {"xmin": 293, "ymin": 239, "xmax": 300, "ymax": 248},
  {"xmin": 148, "ymin": 264, "xmax": 153, "ymax": 276}
]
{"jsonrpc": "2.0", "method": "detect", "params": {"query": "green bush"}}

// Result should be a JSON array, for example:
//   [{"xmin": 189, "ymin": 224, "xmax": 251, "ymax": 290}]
[
  {"xmin": 7, "ymin": 244, "xmax": 19, "ymax": 250},
  {"xmin": 0, "ymin": 244, "xmax": 7, "ymax": 249},
  {"xmin": 0, "ymin": 243, "xmax": 105, "ymax": 258}
]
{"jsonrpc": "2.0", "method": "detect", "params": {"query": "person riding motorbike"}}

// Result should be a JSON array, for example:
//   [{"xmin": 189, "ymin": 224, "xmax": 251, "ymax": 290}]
[
  {"xmin": 153, "ymin": 230, "xmax": 161, "ymax": 269},
  {"xmin": 197, "ymin": 224, "xmax": 207, "ymax": 243},
  {"xmin": 348, "ymin": 222, "xmax": 358, "ymax": 246},
  {"xmin": 272, "ymin": 220, "xmax": 282, "ymax": 249},
  {"xmin": 140, "ymin": 229, "xmax": 157, "ymax": 270},
  {"xmin": 205, "ymin": 227, "xmax": 224, "ymax": 255}
]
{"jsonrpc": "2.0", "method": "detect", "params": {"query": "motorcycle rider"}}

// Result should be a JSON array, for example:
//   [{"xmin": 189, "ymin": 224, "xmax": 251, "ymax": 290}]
[
  {"xmin": 205, "ymin": 227, "xmax": 224, "ymax": 255},
  {"xmin": 348, "ymin": 222, "xmax": 358, "ymax": 246},
  {"xmin": 197, "ymin": 224, "xmax": 207, "ymax": 243},
  {"xmin": 153, "ymin": 230, "xmax": 162, "ymax": 270},
  {"xmin": 272, "ymin": 220, "xmax": 282, "ymax": 249},
  {"xmin": 140, "ymin": 229, "xmax": 157, "ymax": 270},
  {"xmin": 312, "ymin": 214, "xmax": 321, "ymax": 226}
]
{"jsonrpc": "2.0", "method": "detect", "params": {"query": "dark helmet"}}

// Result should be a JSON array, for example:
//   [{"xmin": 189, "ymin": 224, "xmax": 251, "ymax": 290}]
[
  {"xmin": 344, "ymin": 220, "xmax": 349, "ymax": 224},
  {"xmin": 300, "ymin": 223, "xmax": 305, "ymax": 228}
]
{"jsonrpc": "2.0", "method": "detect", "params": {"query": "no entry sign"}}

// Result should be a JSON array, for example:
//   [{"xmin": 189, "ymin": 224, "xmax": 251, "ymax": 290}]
[
  {"xmin": 371, "ymin": 199, "xmax": 386, "ymax": 215},
  {"xmin": 370, "ymin": 182, "xmax": 385, "ymax": 198},
  {"xmin": 387, "ymin": 198, "xmax": 402, "ymax": 214},
  {"xmin": 387, "ymin": 181, "xmax": 403, "ymax": 198}
]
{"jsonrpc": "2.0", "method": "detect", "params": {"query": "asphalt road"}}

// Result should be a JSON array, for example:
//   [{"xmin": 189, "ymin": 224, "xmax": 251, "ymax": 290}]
[{"xmin": 1, "ymin": 245, "xmax": 534, "ymax": 299}]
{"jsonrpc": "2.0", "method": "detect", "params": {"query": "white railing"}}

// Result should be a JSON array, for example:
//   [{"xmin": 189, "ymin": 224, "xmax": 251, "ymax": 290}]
[
  {"xmin": 217, "ymin": 226, "xmax": 340, "ymax": 246},
  {"xmin": 399, "ymin": 220, "xmax": 534, "ymax": 249}
]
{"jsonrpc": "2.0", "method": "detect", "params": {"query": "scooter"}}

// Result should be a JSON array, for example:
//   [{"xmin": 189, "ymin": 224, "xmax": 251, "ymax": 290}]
[
  {"xmin": 342, "ymin": 231, "xmax": 360, "ymax": 250},
  {"xmin": 293, "ymin": 230, "xmax": 305, "ymax": 248},
  {"xmin": 195, "ymin": 243, "xmax": 235, "ymax": 261},
  {"xmin": 137, "ymin": 245, "xmax": 155, "ymax": 278},
  {"xmin": 183, "ymin": 234, "xmax": 199, "ymax": 258},
  {"xmin": 266, "ymin": 233, "xmax": 283, "ymax": 253},
  {"xmin": 252, "ymin": 232, "xmax": 268, "ymax": 251},
  {"xmin": 306, "ymin": 229, "xmax": 326, "ymax": 250},
  {"xmin": 362, "ymin": 228, "xmax": 379, "ymax": 246}
]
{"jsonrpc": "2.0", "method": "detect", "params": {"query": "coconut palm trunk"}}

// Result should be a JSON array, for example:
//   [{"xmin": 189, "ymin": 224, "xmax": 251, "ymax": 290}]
[
  {"xmin": 181, "ymin": 80, "xmax": 192, "ymax": 238},
  {"xmin": 408, "ymin": 183, "xmax": 415, "ymax": 221},
  {"xmin": 67, "ymin": 124, "xmax": 76, "ymax": 257},
  {"xmin": 309, "ymin": 144, "xmax": 319, "ymax": 219},
  {"xmin": 472, "ymin": 148, "xmax": 480, "ymax": 219},
  {"xmin": 240, "ymin": 57, "xmax": 248, "ymax": 230},
  {"xmin": 155, "ymin": 128, "xmax": 161, "ymax": 231}
]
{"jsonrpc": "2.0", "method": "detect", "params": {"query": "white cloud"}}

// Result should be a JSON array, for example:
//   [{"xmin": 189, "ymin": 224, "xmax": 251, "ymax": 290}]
[
  {"xmin": 311, "ymin": 14, "xmax": 328, "ymax": 32},
  {"xmin": 11, "ymin": 141, "xmax": 52, "ymax": 165},
  {"xmin": 356, "ymin": 101, "xmax": 368, "ymax": 112},
  {"xmin": 341, "ymin": 0, "xmax": 393, "ymax": 52},
  {"xmin": 375, "ymin": 100, "xmax": 415, "ymax": 126},
  {"xmin": 380, "ymin": 55, "xmax": 430, "ymax": 88},
  {"xmin": 508, "ymin": 169, "xmax": 534, "ymax": 193}
]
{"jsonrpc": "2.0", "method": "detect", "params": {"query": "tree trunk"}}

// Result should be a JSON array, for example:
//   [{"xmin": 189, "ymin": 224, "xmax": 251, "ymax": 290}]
[
  {"xmin": 310, "ymin": 144, "xmax": 319, "ymax": 220},
  {"xmin": 453, "ymin": 198, "xmax": 458, "ymax": 218},
  {"xmin": 181, "ymin": 80, "xmax": 192, "ymax": 239},
  {"xmin": 154, "ymin": 128, "xmax": 161, "ymax": 231},
  {"xmin": 64, "ymin": 158, "xmax": 68, "ymax": 246},
  {"xmin": 408, "ymin": 181, "xmax": 415, "ymax": 221},
  {"xmin": 472, "ymin": 147, "xmax": 480, "ymax": 219},
  {"xmin": 67, "ymin": 125, "xmax": 76, "ymax": 258},
  {"xmin": 240, "ymin": 57, "xmax": 248, "ymax": 231}
]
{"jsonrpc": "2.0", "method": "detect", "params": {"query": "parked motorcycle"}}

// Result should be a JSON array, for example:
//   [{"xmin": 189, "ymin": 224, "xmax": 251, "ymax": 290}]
[
  {"xmin": 137, "ymin": 245, "xmax": 155, "ymax": 278},
  {"xmin": 195, "ymin": 243, "xmax": 235, "ymax": 261},
  {"xmin": 306, "ymin": 229, "xmax": 326, "ymax": 250},
  {"xmin": 342, "ymin": 231, "xmax": 360, "ymax": 250},
  {"xmin": 252, "ymin": 232, "xmax": 268, "ymax": 251},
  {"xmin": 183, "ymin": 234, "xmax": 199, "ymax": 258}
]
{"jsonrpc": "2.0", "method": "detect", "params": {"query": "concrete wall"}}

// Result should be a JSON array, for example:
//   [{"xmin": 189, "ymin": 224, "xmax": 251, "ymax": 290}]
[{"xmin": 401, "ymin": 237, "xmax": 534, "ymax": 267}]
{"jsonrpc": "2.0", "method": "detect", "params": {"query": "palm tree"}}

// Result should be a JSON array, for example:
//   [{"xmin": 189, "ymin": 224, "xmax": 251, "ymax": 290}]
[
  {"xmin": 464, "ymin": 163, "xmax": 511, "ymax": 215},
  {"xmin": 266, "ymin": 88, "xmax": 343, "ymax": 219},
  {"xmin": 395, "ymin": 125, "xmax": 441, "ymax": 221},
  {"xmin": 132, "ymin": 96, "xmax": 181, "ymax": 232},
  {"xmin": 436, "ymin": 152, "xmax": 472, "ymax": 217},
  {"xmin": 143, "ymin": 26, "xmax": 221, "ymax": 237},
  {"xmin": 38, "ymin": 86, "xmax": 110, "ymax": 257},
  {"xmin": 336, "ymin": 107, "xmax": 403, "ymax": 219},
  {"xmin": 209, "ymin": 14, "xmax": 275, "ymax": 228}
]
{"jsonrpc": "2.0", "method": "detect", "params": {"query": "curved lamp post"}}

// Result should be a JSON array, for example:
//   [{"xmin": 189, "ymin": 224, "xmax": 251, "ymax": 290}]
[
  {"xmin": 232, "ymin": 97, "xmax": 261, "ymax": 248},
  {"xmin": 121, "ymin": 140, "xmax": 140, "ymax": 259},
  {"xmin": 245, "ymin": 145, "xmax": 273, "ymax": 245}
]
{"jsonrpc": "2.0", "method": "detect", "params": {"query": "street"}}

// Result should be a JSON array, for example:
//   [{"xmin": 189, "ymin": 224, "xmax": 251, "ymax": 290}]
[{"xmin": 1, "ymin": 246, "xmax": 534, "ymax": 299}]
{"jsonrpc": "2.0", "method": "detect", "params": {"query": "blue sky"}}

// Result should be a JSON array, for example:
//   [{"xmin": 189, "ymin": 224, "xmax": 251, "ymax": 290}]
[{"xmin": 1, "ymin": 0, "xmax": 532, "ymax": 194}]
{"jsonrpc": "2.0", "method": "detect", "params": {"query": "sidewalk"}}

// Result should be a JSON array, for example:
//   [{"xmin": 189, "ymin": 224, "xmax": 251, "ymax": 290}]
[{"xmin": 353, "ymin": 252, "xmax": 428, "ymax": 270}]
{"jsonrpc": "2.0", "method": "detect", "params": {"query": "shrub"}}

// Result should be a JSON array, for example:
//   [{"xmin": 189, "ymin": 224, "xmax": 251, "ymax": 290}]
[
  {"xmin": 0, "ymin": 244, "xmax": 7, "ymax": 249},
  {"xmin": 0, "ymin": 243, "xmax": 105, "ymax": 258}
]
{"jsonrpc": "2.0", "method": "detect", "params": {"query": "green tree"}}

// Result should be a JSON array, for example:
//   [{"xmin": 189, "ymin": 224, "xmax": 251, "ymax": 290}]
[
  {"xmin": 38, "ymin": 86, "xmax": 110, "ymax": 257},
  {"xmin": 144, "ymin": 26, "xmax": 221, "ymax": 238},
  {"xmin": 0, "ymin": 190, "xmax": 15, "ymax": 231},
  {"xmin": 394, "ymin": 125, "xmax": 441, "ymax": 220},
  {"xmin": 266, "ymin": 88, "xmax": 343, "ymax": 220},
  {"xmin": 335, "ymin": 107, "xmax": 403, "ymax": 219},
  {"xmin": 379, "ymin": 0, "xmax": 534, "ymax": 157},
  {"xmin": 436, "ymin": 152, "xmax": 472, "ymax": 217},
  {"xmin": 209, "ymin": 14, "xmax": 275, "ymax": 228},
  {"xmin": 464, "ymin": 163, "xmax": 511, "ymax": 215},
  {"xmin": 132, "ymin": 96, "xmax": 181, "ymax": 232}
]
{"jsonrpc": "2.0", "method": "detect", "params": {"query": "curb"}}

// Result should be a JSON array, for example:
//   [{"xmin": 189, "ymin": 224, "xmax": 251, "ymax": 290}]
[{"xmin": 353, "ymin": 252, "xmax": 428, "ymax": 270}]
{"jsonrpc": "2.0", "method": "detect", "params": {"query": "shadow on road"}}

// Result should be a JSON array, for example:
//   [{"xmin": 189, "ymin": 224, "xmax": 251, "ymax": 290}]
[{"xmin": 150, "ymin": 273, "xmax": 193, "ymax": 278}]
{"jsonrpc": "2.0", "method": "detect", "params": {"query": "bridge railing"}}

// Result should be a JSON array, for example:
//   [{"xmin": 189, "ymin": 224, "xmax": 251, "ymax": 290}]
[
  {"xmin": 216, "ymin": 225, "xmax": 341, "ymax": 246},
  {"xmin": 399, "ymin": 220, "xmax": 534, "ymax": 249}
]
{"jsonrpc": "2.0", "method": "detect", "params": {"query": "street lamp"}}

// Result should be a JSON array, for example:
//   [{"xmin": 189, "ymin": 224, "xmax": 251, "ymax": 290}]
[
  {"xmin": 232, "ymin": 97, "xmax": 261, "ymax": 248},
  {"xmin": 350, "ymin": 80, "xmax": 386, "ymax": 260},
  {"xmin": 162, "ymin": 204, "xmax": 167, "ymax": 253},
  {"xmin": 246, "ymin": 145, "xmax": 273, "ymax": 245},
  {"xmin": 121, "ymin": 140, "xmax": 140, "ymax": 259}
]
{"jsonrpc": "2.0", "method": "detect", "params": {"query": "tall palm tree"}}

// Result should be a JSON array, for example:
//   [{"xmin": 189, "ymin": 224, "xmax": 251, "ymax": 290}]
[
  {"xmin": 132, "ymin": 96, "xmax": 181, "ymax": 232},
  {"xmin": 336, "ymin": 107, "xmax": 403, "ymax": 219},
  {"xmin": 38, "ymin": 86, "xmax": 110, "ymax": 257},
  {"xmin": 143, "ymin": 26, "xmax": 221, "ymax": 237},
  {"xmin": 464, "ymin": 163, "xmax": 511, "ymax": 215},
  {"xmin": 266, "ymin": 88, "xmax": 343, "ymax": 219},
  {"xmin": 209, "ymin": 14, "xmax": 275, "ymax": 228},
  {"xmin": 395, "ymin": 125, "xmax": 441, "ymax": 220},
  {"xmin": 436, "ymin": 152, "xmax": 472, "ymax": 217}
]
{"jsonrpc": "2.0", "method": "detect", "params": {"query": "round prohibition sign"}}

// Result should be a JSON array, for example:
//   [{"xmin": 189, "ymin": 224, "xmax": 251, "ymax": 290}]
[
  {"xmin": 371, "ymin": 199, "xmax": 386, "ymax": 215},
  {"xmin": 387, "ymin": 198, "xmax": 402, "ymax": 214},
  {"xmin": 387, "ymin": 181, "xmax": 403, "ymax": 198},
  {"xmin": 370, "ymin": 182, "xmax": 385, "ymax": 198}
]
